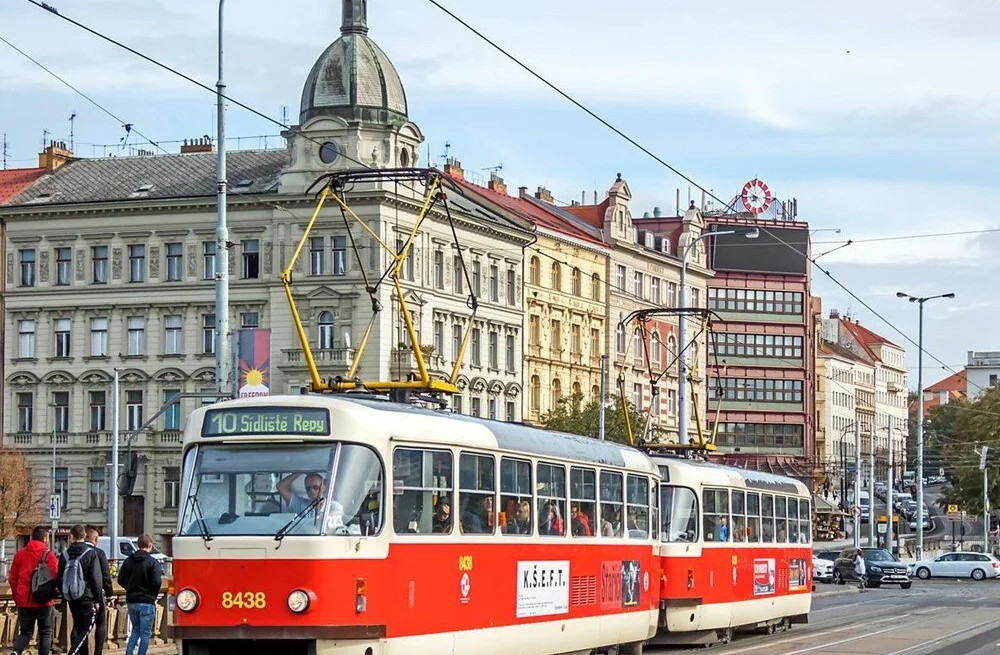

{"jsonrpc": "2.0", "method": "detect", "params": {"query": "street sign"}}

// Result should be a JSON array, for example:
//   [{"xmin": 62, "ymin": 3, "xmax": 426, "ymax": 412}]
[
  {"xmin": 848, "ymin": 464, "xmax": 857, "ymax": 473},
  {"xmin": 947, "ymin": 504, "xmax": 961, "ymax": 520},
  {"xmin": 48, "ymin": 494, "xmax": 61, "ymax": 520}
]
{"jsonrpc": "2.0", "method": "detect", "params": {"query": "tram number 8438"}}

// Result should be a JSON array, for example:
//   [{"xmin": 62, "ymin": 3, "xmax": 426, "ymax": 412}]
[{"xmin": 221, "ymin": 591, "xmax": 268, "ymax": 609}]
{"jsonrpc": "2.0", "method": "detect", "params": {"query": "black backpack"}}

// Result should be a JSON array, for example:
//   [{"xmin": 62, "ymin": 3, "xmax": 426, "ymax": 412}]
[{"xmin": 30, "ymin": 549, "xmax": 58, "ymax": 603}]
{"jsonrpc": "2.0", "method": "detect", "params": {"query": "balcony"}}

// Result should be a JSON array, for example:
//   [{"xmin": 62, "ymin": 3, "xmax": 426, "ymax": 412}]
[
  {"xmin": 391, "ymin": 348, "xmax": 451, "ymax": 378},
  {"xmin": 282, "ymin": 347, "xmax": 356, "ymax": 368},
  {"xmin": 887, "ymin": 381, "xmax": 905, "ymax": 393}
]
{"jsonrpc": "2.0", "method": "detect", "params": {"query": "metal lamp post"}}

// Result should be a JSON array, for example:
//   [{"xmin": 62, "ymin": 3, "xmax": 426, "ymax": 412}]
[
  {"xmin": 896, "ymin": 291, "xmax": 955, "ymax": 560},
  {"xmin": 215, "ymin": 0, "xmax": 232, "ymax": 397},
  {"xmin": 677, "ymin": 226, "xmax": 759, "ymax": 444}
]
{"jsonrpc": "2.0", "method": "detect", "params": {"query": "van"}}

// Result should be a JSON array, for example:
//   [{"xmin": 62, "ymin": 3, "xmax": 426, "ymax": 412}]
[{"xmin": 96, "ymin": 536, "xmax": 167, "ymax": 562}]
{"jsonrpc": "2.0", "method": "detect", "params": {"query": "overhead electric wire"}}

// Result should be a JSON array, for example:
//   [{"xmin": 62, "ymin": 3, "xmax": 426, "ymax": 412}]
[{"xmin": 0, "ymin": 33, "xmax": 167, "ymax": 154}]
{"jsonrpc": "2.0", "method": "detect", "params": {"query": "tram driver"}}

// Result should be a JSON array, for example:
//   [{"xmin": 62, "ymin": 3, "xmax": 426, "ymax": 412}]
[{"xmin": 277, "ymin": 471, "xmax": 347, "ymax": 531}]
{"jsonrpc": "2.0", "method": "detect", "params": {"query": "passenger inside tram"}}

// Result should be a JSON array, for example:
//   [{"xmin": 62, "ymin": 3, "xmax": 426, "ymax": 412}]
[
  {"xmin": 505, "ymin": 501, "xmax": 531, "ymax": 534},
  {"xmin": 539, "ymin": 502, "xmax": 565, "ymax": 536},
  {"xmin": 432, "ymin": 498, "xmax": 453, "ymax": 533},
  {"xmin": 571, "ymin": 504, "xmax": 592, "ymax": 536}
]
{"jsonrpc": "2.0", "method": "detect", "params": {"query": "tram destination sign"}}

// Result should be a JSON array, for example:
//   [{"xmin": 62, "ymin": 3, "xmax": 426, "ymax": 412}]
[{"xmin": 202, "ymin": 407, "xmax": 330, "ymax": 437}]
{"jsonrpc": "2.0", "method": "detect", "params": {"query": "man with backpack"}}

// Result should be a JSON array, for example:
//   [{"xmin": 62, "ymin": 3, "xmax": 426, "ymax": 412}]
[
  {"xmin": 57, "ymin": 524, "xmax": 106, "ymax": 655},
  {"xmin": 116, "ymin": 534, "xmax": 162, "ymax": 655},
  {"xmin": 8, "ymin": 525, "xmax": 59, "ymax": 655}
]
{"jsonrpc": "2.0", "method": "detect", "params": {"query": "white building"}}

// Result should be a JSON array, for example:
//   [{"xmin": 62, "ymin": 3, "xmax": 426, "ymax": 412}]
[{"xmin": 966, "ymin": 351, "xmax": 1000, "ymax": 398}]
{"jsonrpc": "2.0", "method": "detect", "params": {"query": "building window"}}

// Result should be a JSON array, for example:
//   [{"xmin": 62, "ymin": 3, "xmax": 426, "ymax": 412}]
[
  {"xmin": 395, "ymin": 239, "xmax": 414, "ymax": 281},
  {"xmin": 570, "ymin": 268, "xmax": 581, "ymax": 296},
  {"xmin": 592, "ymin": 273, "xmax": 601, "ymax": 301},
  {"xmin": 530, "ymin": 376, "xmax": 541, "ymax": 412},
  {"xmin": 471, "ymin": 397, "xmax": 482, "ymax": 418},
  {"xmin": 128, "ymin": 244, "xmax": 146, "ymax": 282},
  {"xmin": 164, "ymin": 315, "xmax": 183, "ymax": 354},
  {"xmin": 667, "ymin": 389, "xmax": 677, "ymax": 415},
  {"xmin": 452, "ymin": 324, "xmax": 462, "ymax": 363},
  {"xmin": 55, "ymin": 467, "xmax": 68, "ymax": 509},
  {"xmin": 332, "ymin": 236, "xmax": 347, "ymax": 275},
  {"xmin": 89, "ymin": 391, "xmax": 106, "ymax": 431},
  {"xmin": 126, "ymin": 390, "xmax": 143, "ymax": 431},
  {"xmin": 53, "ymin": 391, "xmax": 69, "ymax": 432},
  {"xmin": 667, "ymin": 282, "xmax": 677, "ymax": 307},
  {"xmin": 242, "ymin": 240, "xmax": 260, "ymax": 279},
  {"xmin": 318, "ymin": 311, "xmax": 334, "ymax": 348},
  {"xmin": 472, "ymin": 260, "xmax": 481, "ymax": 296},
  {"xmin": 550, "ymin": 320, "xmax": 562, "ymax": 354},
  {"xmin": 55, "ymin": 247, "xmax": 72, "ymax": 285},
  {"xmin": 651, "ymin": 333, "xmax": 662, "ymax": 366},
  {"xmin": 529, "ymin": 257, "xmax": 540, "ymax": 286},
  {"xmin": 166, "ymin": 242, "xmax": 184, "ymax": 281},
  {"xmin": 19, "ymin": 249, "xmax": 35, "ymax": 287},
  {"xmin": 310, "ymin": 236, "xmax": 325, "ymax": 275},
  {"xmin": 551, "ymin": 378, "xmax": 562, "ymax": 409},
  {"xmin": 506, "ymin": 401, "xmax": 516, "ymax": 421},
  {"xmin": 164, "ymin": 467, "xmax": 181, "ymax": 509},
  {"xmin": 127, "ymin": 316, "xmax": 145, "ymax": 355},
  {"xmin": 90, "ymin": 318, "xmax": 109, "ymax": 356},
  {"xmin": 633, "ymin": 329, "xmax": 643, "ymax": 363},
  {"xmin": 710, "ymin": 333, "xmax": 804, "ymax": 359},
  {"xmin": 551, "ymin": 263, "xmax": 562, "ymax": 290},
  {"xmin": 488, "ymin": 331, "xmax": 499, "ymax": 369},
  {"xmin": 16, "ymin": 392, "xmax": 33, "ymax": 432},
  {"xmin": 203, "ymin": 241, "xmax": 217, "ymax": 279},
  {"xmin": 506, "ymin": 268, "xmax": 516, "ymax": 305},
  {"xmin": 18, "ymin": 319, "xmax": 35, "ymax": 358},
  {"xmin": 529, "ymin": 316, "xmax": 540, "ymax": 346},
  {"xmin": 202, "ymin": 314, "xmax": 216, "ymax": 354},
  {"xmin": 488, "ymin": 397, "xmax": 498, "ymax": 420},
  {"xmin": 489, "ymin": 264, "xmax": 499, "ymax": 302},
  {"xmin": 590, "ymin": 328, "xmax": 601, "ymax": 363},
  {"xmin": 433, "ymin": 320, "xmax": 444, "ymax": 355},
  {"xmin": 711, "ymin": 422, "xmax": 805, "ymax": 450},
  {"xmin": 453, "ymin": 255, "xmax": 464, "ymax": 294},
  {"xmin": 707, "ymin": 288, "xmax": 804, "ymax": 315},
  {"xmin": 667, "ymin": 335, "xmax": 677, "ymax": 364},
  {"xmin": 709, "ymin": 378, "xmax": 805, "ymax": 403},
  {"xmin": 92, "ymin": 246, "xmax": 109, "ymax": 284},
  {"xmin": 54, "ymin": 318, "xmax": 71, "ymax": 358},
  {"xmin": 471, "ymin": 328, "xmax": 482, "ymax": 366},
  {"xmin": 633, "ymin": 271, "xmax": 643, "ymax": 299},
  {"xmin": 651, "ymin": 278, "xmax": 661, "ymax": 305},
  {"xmin": 88, "ymin": 468, "xmax": 106, "ymax": 509},
  {"xmin": 616, "ymin": 323, "xmax": 626, "ymax": 353},
  {"xmin": 632, "ymin": 383, "xmax": 642, "ymax": 410},
  {"xmin": 616, "ymin": 265, "xmax": 626, "ymax": 291},
  {"xmin": 164, "ymin": 390, "xmax": 181, "ymax": 430},
  {"xmin": 241, "ymin": 312, "xmax": 259, "ymax": 329},
  {"xmin": 453, "ymin": 394, "xmax": 463, "ymax": 414},
  {"xmin": 571, "ymin": 324, "xmax": 582, "ymax": 356},
  {"xmin": 505, "ymin": 334, "xmax": 515, "ymax": 372},
  {"xmin": 691, "ymin": 287, "xmax": 700, "ymax": 309},
  {"xmin": 433, "ymin": 251, "xmax": 444, "ymax": 289}
]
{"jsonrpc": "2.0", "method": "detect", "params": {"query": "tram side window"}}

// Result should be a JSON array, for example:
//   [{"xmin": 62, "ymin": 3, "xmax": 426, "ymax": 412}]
[
  {"xmin": 799, "ymin": 498, "xmax": 811, "ymax": 543},
  {"xmin": 392, "ymin": 448, "xmax": 452, "ymax": 535},
  {"xmin": 599, "ymin": 471, "xmax": 624, "ymax": 537},
  {"xmin": 660, "ymin": 485, "xmax": 698, "ymax": 542},
  {"xmin": 786, "ymin": 498, "xmax": 799, "ymax": 543},
  {"xmin": 459, "ymin": 453, "xmax": 496, "ymax": 535},
  {"xmin": 650, "ymin": 480, "xmax": 659, "ymax": 541},
  {"xmin": 775, "ymin": 496, "xmax": 788, "ymax": 542},
  {"xmin": 537, "ymin": 463, "xmax": 567, "ymax": 536},
  {"xmin": 703, "ymin": 488, "xmax": 730, "ymax": 542},
  {"xmin": 731, "ymin": 490, "xmax": 747, "ymax": 542},
  {"xmin": 500, "ymin": 457, "xmax": 533, "ymax": 536},
  {"xmin": 569, "ymin": 468, "xmax": 597, "ymax": 537},
  {"xmin": 626, "ymin": 475, "xmax": 650, "ymax": 539},
  {"xmin": 761, "ymin": 494, "xmax": 775, "ymax": 542},
  {"xmin": 746, "ymin": 492, "xmax": 761, "ymax": 543}
]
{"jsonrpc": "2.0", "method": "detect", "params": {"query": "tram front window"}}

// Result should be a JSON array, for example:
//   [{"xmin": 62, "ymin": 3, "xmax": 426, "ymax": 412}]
[
  {"xmin": 660, "ymin": 485, "xmax": 698, "ymax": 542},
  {"xmin": 178, "ymin": 443, "xmax": 384, "ymax": 537}
]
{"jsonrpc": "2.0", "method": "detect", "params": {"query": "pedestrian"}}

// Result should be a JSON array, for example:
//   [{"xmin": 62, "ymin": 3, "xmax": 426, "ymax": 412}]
[
  {"xmin": 854, "ymin": 548, "xmax": 867, "ymax": 590},
  {"xmin": 116, "ymin": 533, "xmax": 163, "ymax": 655},
  {"xmin": 9, "ymin": 526, "xmax": 59, "ymax": 655},
  {"xmin": 85, "ymin": 526, "xmax": 114, "ymax": 655},
  {"xmin": 57, "ymin": 524, "xmax": 106, "ymax": 655}
]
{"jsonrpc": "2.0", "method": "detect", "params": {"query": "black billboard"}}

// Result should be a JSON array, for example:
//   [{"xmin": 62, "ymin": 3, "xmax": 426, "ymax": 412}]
[{"xmin": 710, "ymin": 224, "xmax": 809, "ymax": 275}]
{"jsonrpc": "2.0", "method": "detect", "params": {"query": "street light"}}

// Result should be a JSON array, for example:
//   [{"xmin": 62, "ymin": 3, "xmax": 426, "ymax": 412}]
[
  {"xmin": 677, "ymin": 226, "xmax": 759, "ymax": 444},
  {"xmin": 897, "ymin": 290, "xmax": 955, "ymax": 560}
]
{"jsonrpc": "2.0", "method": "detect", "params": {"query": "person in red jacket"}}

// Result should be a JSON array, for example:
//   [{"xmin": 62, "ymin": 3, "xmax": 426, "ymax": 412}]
[{"xmin": 9, "ymin": 526, "xmax": 59, "ymax": 655}]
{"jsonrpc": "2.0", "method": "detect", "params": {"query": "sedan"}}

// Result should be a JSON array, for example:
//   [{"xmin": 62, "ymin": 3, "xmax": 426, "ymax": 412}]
[
  {"xmin": 813, "ymin": 556, "xmax": 834, "ymax": 583},
  {"xmin": 911, "ymin": 552, "xmax": 1000, "ymax": 581}
]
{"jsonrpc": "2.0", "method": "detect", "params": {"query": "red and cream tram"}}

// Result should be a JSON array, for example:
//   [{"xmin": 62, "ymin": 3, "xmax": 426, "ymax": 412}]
[
  {"xmin": 651, "ymin": 456, "xmax": 813, "ymax": 646},
  {"xmin": 169, "ymin": 394, "xmax": 662, "ymax": 655}
]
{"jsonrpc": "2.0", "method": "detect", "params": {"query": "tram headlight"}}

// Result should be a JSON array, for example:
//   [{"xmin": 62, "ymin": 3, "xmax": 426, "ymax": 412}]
[
  {"xmin": 287, "ymin": 589, "xmax": 311, "ymax": 614},
  {"xmin": 176, "ymin": 588, "xmax": 200, "ymax": 612}
]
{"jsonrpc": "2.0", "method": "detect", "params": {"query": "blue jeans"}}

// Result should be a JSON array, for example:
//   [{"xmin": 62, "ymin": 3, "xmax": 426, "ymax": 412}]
[{"xmin": 125, "ymin": 603, "xmax": 156, "ymax": 655}]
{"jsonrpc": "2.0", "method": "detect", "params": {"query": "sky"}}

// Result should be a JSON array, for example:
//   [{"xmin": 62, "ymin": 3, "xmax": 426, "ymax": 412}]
[{"xmin": 1, "ymin": 0, "xmax": 997, "ymax": 389}]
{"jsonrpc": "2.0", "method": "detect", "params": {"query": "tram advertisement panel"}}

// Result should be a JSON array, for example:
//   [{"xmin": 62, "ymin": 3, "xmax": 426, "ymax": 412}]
[
  {"xmin": 516, "ymin": 560, "xmax": 570, "ymax": 618},
  {"xmin": 753, "ymin": 558, "xmax": 776, "ymax": 595},
  {"xmin": 789, "ymin": 558, "xmax": 809, "ymax": 591}
]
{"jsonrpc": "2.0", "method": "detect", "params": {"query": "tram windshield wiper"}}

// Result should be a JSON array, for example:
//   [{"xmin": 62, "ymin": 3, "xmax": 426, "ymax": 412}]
[
  {"xmin": 183, "ymin": 493, "xmax": 213, "ymax": 546},
  {"xmin": 274, "ymin": 496, "xmax": 323, "ymax": 544}
]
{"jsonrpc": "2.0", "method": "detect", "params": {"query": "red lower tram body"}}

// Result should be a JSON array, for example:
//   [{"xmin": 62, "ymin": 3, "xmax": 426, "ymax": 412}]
[{"xmin": 170, "ymin": 541, "xmax": 659, "ymax": 655}]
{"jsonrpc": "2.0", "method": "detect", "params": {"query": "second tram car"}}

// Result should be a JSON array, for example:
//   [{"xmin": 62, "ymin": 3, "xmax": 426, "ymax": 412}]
[
  {"xmin": 651, "ymin": 456, "xmax": 813, "ymax": 646},
  {"xmin": 169, "ymin": 394, "xmax": 662, "ymax": 655}
]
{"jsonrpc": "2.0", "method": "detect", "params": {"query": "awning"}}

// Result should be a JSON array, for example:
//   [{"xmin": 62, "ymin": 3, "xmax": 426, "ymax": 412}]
[{"xmin": 813, "ymin": 494, "xmax": 836, "ymax": 514}]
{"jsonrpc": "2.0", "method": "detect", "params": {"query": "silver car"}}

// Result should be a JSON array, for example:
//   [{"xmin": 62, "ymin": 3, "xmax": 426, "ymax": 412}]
[{"xmin": 911, "ymin": 552, "xmax": 1000, "ymax": 581}]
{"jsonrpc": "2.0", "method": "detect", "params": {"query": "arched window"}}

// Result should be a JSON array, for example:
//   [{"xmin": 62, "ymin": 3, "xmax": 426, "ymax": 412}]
[
  {"xmin": 591, "ymin": 273, "xmax": 601, "ymax": 301},
  {"xmin": 572, "ymin": 381, "xmax": 582, "ymax": 398},
  {"xmin": 530, "ymin": 375, "xmax": 541, "ymax": 412},
  {"xmin": 551, "ymin": 378, "xmax": 562, "ymax": 410},
  {"xmin": 551, "ymin": 262, "xmax": 561, "ymax": 290},
  {"xmin": 651, "ymin": 332, "xmax": 662, "ymax": 366},
  {"xmin": 633, "ymin": 329, "xmax": 643, "ymax": 362},
  {"xmin": 318, "ymin": 311, "xmax": 334, "ymax": 349},
  {"xmin": 616, "ymin": 323, "xmax": 626, "ymax": 353},
  {"xmin": 591, "ymin": 385, "xmax": 600, "ymax": 402},
  {"xmin": 400, "ymin": 148, "xmax": 410, "ymax": 168},
  {"xmin": 667, "ymin": 335, "xmax": 677, "ymax": 364},
  {"xmin": 529, "ymin": 257, "xmax": 540, "ymax": 286},
  {"xmin": 571, "ymin": 268, "xmax": 581, "ymax": 295}
]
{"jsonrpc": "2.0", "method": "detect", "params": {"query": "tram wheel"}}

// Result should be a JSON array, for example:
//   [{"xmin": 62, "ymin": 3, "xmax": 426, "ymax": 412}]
[{"xmin": 717, "ymin": 628, "xmax": 734, "ymax": 644}]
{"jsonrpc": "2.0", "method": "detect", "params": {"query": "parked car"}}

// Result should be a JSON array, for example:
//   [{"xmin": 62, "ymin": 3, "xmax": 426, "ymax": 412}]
[
  {"xmin": 813, "ymin": 556, "xmax": 834, "ymax": 583},
  {"xmin": 96, "ymin": 536, "xmax": 167, "ymax": 563},
  {"xmin": 911, "ymin": 552, "xmax": 1000, "ymax": 581},
  {"xmin": 814, "ymin": 549, "xmax": 841, "ymax": 562},
  {"xmin": 833, "ymin": 547, "xmax": 912, "ymax": 589},
  {"xmin": 908, "ymin": 515, "xmax": 933, "ymax": 531}
]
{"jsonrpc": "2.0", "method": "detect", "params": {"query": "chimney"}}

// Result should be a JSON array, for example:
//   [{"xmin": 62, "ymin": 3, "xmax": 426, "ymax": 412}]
[
  {"xmin": 534, "ymin": 186, "xmax": 553, "ymax": 203},
  {"xmin": 443, "ymin": 157, "xmax": 464, "ymax": 180},
  {"xmin": 829, "ymin": 310, "xmax": 840, "ymax": 319},
  {"xmin": 487, "ymin": 172, "xmax": 507, "ymax": 195},
  {"xmin": 518, "ymin": 186, "xmax": 529, "ymax": 199},
  {"xmin": 652, "ymin": 206, "xmax": 662, "ymax": 218},
  {"xmin": 38, "ymin": 141, "xmax": 73, "ymax": 171},
  {"xmin": 180, "ymin": 137, "xmax": 215, "ymax": 154}
]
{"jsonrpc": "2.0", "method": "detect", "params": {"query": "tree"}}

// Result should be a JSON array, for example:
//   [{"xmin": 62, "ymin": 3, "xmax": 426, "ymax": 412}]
[
  {"xmin": 0, "ymin": 448, "xmax": 44, "ymax": 559},
  {"xmin": 540, "ymin": 393, "xmax": 645, "ymax": 445},
  {"xmin": 936, "ymin": 386, "xmax": 1000, "ymax": 514}
]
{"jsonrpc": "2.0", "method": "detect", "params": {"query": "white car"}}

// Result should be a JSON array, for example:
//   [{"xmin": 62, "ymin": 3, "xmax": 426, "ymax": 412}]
[
  {"xmin": 911, "ymin": 552, "xmax": 1000, "ymax": 581},
  {"xmin": 813, "ymin": 556, "xmax": 834, "ymax": 582}
]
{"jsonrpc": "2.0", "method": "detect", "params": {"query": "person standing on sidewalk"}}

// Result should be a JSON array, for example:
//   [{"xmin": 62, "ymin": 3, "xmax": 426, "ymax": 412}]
[
  {"xmin": 116, "ymin": 534, "xmax": 162, "ymax": 655},
  {"xmin": 85, "ymin": 526, "xmax": 114, "ymax": 655},
  {"xmin": 9, "ymin": 526, "xmax": 59, "ymax": 655},
  {"xmin": 57, "ymin": 524, "xmax": 106, "ymax": 655}
]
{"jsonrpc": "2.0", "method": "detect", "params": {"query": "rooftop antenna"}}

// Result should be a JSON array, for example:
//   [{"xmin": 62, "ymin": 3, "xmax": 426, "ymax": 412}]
[
  {"xmin": 281, "ymin": 105, "xmax": 288, "ymax": 126},
  {"xmin": 440, "ymin": 141, "xmax": 451, "ymax": 166},
  {"xmin": 68, "ymin": 112, "xmax": 77, "ymax": 152},
  {"xmin": 482, "ymin": 164, "xmax": 503, "ymax": 173},
  {"xmin": 42, "ymin": 128, "xmax": 51, "ymax": 149},
  {"xmin": 2, "ymin": 133, "xmax": 8, "ymax": 170}
]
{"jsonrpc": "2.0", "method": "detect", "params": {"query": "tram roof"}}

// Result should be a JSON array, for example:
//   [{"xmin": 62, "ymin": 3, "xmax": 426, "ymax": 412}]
[{"xmin": 653, "ymin": 456, "xmax": 808, "ymax": 496}]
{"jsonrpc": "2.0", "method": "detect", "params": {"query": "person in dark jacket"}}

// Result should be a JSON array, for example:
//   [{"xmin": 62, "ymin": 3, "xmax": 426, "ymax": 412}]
[
  {"xmin": 9, "ymin": 526, "xmax": 59, "ymax": 655},
  {"xmin": 116, "ymin": 533, "xmax": 162, "ymax": 655},
  {"xmin": 56, "ymin": 524, "xmax": 105, "ymax": 655},
  {"xmin": 85, "ymin": 525, "xmax": 114, "ymax": 655}
]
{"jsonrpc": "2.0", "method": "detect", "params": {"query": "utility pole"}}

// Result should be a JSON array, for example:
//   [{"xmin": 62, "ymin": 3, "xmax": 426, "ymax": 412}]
[
  {"xmin": 868, "ymin": 431, "xmax": 875, "ymax": 546},
  {"xmin": 110, "ymin": 369, "xmax": 120, "ymax": 568},
  {"xmin": 854, "ymin": 421, "xmax": 861, "ymax": 549},
  {"xmin": 887, "ymin": 415, "xmax": 895, "ymax": 556},
  {"xmin": 597, "ymin": 354, "xmax": 607, "ymax": 441},
  {"xmin": 979, "ymin": 445, "xmax": 989, "ymax": 553},
  {"xmin": 215, "ymin": 0, "xmax": 233, "ymax": 397}
]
